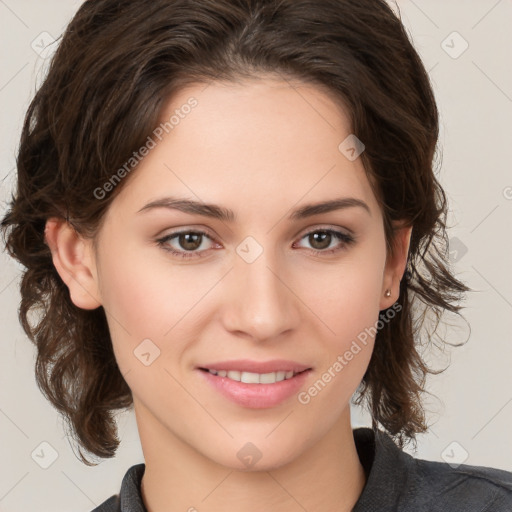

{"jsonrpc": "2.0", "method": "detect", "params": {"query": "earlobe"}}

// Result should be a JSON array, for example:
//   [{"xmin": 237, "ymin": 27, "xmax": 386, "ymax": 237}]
[
  {"xmin": 44, "ymin": 217, "xmax": 102, "ymax": 310},
  {"xmin": 380, "ymin": 223, "xmax": 413, "ymax": 309}
]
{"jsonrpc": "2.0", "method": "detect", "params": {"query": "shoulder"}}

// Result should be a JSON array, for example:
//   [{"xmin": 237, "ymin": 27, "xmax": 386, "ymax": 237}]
[
  {"xmin": 90, "ymin": 463, "xmax": 146, "ymax": 512},
  {"xmin": 353, "ymin": 427, "xmax": 512, "ymax": 512},
  {"xmin": 411, "ymin": 456, "xmax": 512, "ymax": 511}
]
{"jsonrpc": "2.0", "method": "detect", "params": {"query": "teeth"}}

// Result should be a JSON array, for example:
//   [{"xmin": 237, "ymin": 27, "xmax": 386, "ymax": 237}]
[{"xmin": 207, "ymin": 369, "xmax": 299, "ymax": 383}]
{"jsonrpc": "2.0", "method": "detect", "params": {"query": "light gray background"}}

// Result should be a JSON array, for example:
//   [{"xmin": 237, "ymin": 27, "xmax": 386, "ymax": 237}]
[{"xmin": 1, "ymin": 1, "xmax": 511, "ymax": 511}]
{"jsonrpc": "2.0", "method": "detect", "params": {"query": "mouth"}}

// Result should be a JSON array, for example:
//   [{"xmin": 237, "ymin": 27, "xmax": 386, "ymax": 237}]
[
  {"xmin": 198, "ymin": 367, "xmax": 310, "ymax": 384},
  {"xmin": 196, "ymin": 363, "xmax": 313, "ymax": 408}
]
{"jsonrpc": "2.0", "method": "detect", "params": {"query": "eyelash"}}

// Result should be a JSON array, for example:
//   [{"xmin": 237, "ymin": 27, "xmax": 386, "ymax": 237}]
[{"xmin": 156, "ymin": 227, "xmax": 355, "ymax": 260}]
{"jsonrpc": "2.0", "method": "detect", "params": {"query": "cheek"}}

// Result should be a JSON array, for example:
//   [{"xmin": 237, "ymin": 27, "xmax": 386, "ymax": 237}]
[
  {"xmin": 96, "ymin": 240, "xmax": 220, "ymax": 370},
  {"xmin": 94, "ymin": 238, "xmax": 167, "ymax": 362},
  {"xmin": 301, "ymin": 241, "xmax": 386, "ymax": 342},
  {"xmin": 294, "ymin": 256, "xmax": 384, "ymax": 427},
  {"xmin": 297, "ymin": 234, "xmax": 386, "ymax": 392},
  {"xmin": 96, "ymin": 233, "xmax": 169, "ymax": 327}
]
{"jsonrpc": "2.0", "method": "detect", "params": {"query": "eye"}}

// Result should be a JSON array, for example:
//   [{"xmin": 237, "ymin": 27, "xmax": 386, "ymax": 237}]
[
  {"xmin": 293, "ymin": 228, "xmax": 355, "ymax": 256},
  {"xmin": 156, "ymin": 230, "xmax": 217, "ymax": 259}
]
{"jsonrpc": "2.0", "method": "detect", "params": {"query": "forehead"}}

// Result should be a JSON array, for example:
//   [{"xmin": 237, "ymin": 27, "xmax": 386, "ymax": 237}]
[
  {"xmin": 105, "ymin": 77, "xmax": 380, "ymax": 222},
  {"xmin": 166, "ymin": 76, "xmax": 354, "ymax": 152}
]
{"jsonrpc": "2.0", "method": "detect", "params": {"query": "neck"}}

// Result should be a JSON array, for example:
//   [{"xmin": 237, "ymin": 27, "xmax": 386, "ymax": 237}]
[{"xmin": 136, "ymin": 403, "xmax": 366, "ymax": 512}]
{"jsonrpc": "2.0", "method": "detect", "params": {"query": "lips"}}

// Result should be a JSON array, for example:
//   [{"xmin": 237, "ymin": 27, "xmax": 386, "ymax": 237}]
[
  {"xmin": 198, "ymin": 368, "xmax": 311, "ymax": 408},
  {"xmin": 197, "ymin": 359, "xmax": 312, "ymax": 374}
]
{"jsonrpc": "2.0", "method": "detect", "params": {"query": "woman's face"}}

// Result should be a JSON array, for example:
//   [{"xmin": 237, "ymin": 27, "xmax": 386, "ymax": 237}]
[{"xmin": 66, "ymin": 77, "xmax": 409, "ymax": 470}]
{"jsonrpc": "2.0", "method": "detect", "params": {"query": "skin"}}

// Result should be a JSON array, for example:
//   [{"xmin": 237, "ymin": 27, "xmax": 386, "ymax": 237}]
[{"xmin": 45, "ymin": 76, "xmax": 411, "ymax": 512}]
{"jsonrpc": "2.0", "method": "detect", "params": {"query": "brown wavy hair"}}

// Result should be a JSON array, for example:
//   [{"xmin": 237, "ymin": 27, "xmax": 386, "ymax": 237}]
[{"xmin": 1, "ymin": 0, "xmax": 469, "ymax": 465}]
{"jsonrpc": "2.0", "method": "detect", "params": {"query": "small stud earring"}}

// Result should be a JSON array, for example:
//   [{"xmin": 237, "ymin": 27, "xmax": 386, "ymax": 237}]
[{"xmin": 385, "ymin": 289, "xmax": 391, "ymax": 297}]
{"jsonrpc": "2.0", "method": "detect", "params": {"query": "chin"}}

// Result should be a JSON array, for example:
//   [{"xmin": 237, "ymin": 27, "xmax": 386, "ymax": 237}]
[{"xmin": 204, "ymin": 437, "xmax": 303, "ymax": 473}]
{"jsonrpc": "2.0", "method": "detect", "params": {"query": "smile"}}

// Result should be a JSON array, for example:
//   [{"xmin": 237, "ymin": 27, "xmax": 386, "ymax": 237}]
[
  {"xmin": 201, "ymin": 368, "xmax": 303, "ymax": 384},
  {"xmin": 198, "ymin": 367, "xmax": 312, "ymax": 408}
]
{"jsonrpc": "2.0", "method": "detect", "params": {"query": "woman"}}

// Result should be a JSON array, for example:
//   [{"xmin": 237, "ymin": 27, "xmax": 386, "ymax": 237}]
[{"xmin": 2, "ymin": 0, "xmax": 511, "ymax": 511}]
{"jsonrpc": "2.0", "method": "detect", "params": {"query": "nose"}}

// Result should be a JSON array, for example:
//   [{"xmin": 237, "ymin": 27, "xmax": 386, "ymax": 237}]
[{"xmin": 221, "ymin": 246, "xmax": 301, "ymax": 342}]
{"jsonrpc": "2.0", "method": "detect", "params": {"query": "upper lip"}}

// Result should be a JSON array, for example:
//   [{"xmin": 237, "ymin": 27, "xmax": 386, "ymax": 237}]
[{"xmin": 198, "ymin": 359, "xmax": 312, "ymax": 374}]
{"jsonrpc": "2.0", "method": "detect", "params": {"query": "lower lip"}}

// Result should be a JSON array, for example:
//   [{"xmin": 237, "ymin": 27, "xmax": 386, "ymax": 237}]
[{"xmin": 197, "ymin": 369, "xmax": 312, "ymax": 408}]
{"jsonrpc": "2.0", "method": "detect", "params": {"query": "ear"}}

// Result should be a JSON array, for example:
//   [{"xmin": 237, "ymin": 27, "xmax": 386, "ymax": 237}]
[
  {"xmin": 44, "ymin": 217, "xmax": 102, "ymax": 310},
  {"xmin": 379, "ymin": 222, "xmax": 412, "ymax": 310}
]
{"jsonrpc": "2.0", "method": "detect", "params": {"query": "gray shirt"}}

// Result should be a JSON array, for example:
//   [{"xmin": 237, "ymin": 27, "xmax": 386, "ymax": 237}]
[{"xmin": 92, "ymin": 427, "xmax": 512, "ymax": 511}]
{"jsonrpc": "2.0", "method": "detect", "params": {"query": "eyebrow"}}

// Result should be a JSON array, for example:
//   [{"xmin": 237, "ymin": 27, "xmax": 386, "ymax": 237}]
[{"xmin": 136, "ymin": 196, "xmax": 371, "ymax": 221}]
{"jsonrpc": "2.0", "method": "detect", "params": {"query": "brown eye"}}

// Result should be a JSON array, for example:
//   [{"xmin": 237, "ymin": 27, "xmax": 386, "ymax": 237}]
[
  {"xmin": 294, "ymin": 228, "xmax": 355, "ymax": 255},
  {"xmin": 156, "ymin": 230, "xmax": 216, "ymax": 259},
  {"xmin": 177, "ymin": 232, "xmax": 203, "ymax": 251},
  {"xmin": 308, "ymin": 231, "xmax": 333, "ymax": 250}
]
